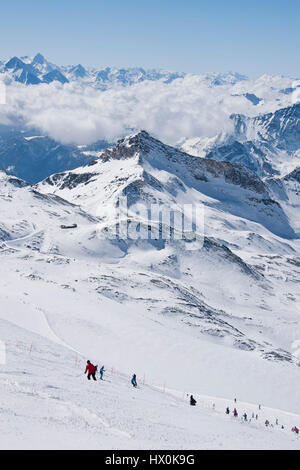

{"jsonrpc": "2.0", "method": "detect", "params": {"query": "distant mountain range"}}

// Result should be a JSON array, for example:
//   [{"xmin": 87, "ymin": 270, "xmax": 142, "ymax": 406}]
[
  {"xmin": 0, "ymin": 53, "xmax": 186, "ymax": 87},
  {"xmin": 0, "ymin": 53, "xmax": 254, "ymax": 89}
]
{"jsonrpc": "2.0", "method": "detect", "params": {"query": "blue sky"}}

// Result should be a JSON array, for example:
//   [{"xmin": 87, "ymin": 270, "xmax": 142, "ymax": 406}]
[{"xmin": 0, "ymin": 0, "xmax": 299, "ymax": 77}]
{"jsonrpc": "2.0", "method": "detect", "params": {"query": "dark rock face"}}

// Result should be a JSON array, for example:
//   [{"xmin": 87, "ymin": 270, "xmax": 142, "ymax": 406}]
[
  {"xmin": 244, "ymin": 93, "xmax": 262, "ymax": 105},
  {"xmin": 43, "ymin": 70, "xmax": 69, "ymax": 84},
  {"xmin": 284, "ymin": 167, "xmax": 300, "ymax": 183},
  {"xmin": 45, "ymin": 172, "xmax": 97, "ymax": 190},
  {"xmin": 198, "ymin": 159, "xmax": 266, "ymax": 194}
]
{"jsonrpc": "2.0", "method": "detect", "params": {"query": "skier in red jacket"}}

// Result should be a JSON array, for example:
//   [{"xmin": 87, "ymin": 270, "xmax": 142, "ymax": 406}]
[{"xmin": 85, "ymin": 360, "xmax": 97, "ymax": 381}]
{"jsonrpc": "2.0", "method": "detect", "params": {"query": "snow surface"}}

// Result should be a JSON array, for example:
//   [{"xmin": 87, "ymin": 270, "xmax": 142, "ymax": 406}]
[
  {"xmin": 1, "ymin": 321, "xmax": 300, "ymax": 450},
  {"xmin": 0, "ymin": 131, "xmax": 300, "ymax": 449}
]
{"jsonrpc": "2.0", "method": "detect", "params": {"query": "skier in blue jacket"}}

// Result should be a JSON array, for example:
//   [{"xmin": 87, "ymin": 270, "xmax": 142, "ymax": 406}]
[
  {"xmin": 131, "ymin": 374, "xmax": 137, "ymax": 387},
  {"xmin": 100, "ymin": 366, "xmax": 106, "ymax": 380}
]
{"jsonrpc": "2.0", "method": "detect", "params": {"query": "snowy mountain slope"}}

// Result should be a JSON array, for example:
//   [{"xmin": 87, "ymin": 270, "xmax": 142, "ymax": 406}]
[
  {"xmin": 5, "ymin": 133, "xmax": 284, "ymax": 360},
  {"xmin": 0, "ymin": 168, "xmax": 269, "ymax": 360},
  {"xmin": 1, "ymin": 217, "xmax": 300, "ymax": 415},
  {"xmin": 34, "ymin": 133, "xmax": 300, "ymax": 357},
  {"xmin": 1, "ymin": 133, "xmax": 299, "ymax": 363},
  {"xmin": 267, "ymin": 167, "xmax": 300, "ymax": 233},
  {"xmin": 38, "ymin": 131, "xmax": 297, "ymax": 239},
  {"xmin": 1, "ymin": 320, "xmax": 300, "ymax": 450},
  {"xmin": 1, "ymin": 128, "xmax": 300, "ymax": 449},
  {"xmin": 0, "ymin": 170, "xmax": 99, "ymax": 244}
]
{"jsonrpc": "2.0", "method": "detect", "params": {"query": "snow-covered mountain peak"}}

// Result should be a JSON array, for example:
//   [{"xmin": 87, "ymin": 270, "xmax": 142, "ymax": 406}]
[
  {"xmin": 37, "ymin": 131, "xmax": 296, "ymax": 241},
  {"xmin": 42, "ymin": 129, "xmax": 269, "ymax": 197},
  {"xmin": 32, "ymin": 53, "xmax": 46, "ymax": 65}
]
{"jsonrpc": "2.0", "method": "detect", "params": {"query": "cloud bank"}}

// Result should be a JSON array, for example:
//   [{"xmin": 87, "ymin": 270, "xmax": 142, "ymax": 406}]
[{"xmin": 0, "ymin": 74, "xmax": 298, "ymax": 145}]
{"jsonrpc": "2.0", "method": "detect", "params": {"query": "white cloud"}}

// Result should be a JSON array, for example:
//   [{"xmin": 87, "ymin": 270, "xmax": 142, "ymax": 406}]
[{"xmin": 0, "ymin": 74, "xmax": 296, "ymax": 145}]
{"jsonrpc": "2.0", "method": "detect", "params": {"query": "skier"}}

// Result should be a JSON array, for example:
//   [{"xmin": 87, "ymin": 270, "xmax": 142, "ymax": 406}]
[
  {"xmin": 243, "ymin": 413, "xmax": 247, "ymax": 422},
  {"xmin": 265, "ymin": 420, "xmax": 270, "ymax": 427},
  {"xmin": 190, "ymin": 395, "xmax": 197, "ymax": 406},
  {"xmin": 292, "ymin": 426, "xmax": 299, "ymax": 434},
  {"xmin": 233, "ymin": 408, "xmax": 238, "ymax": 418},
  {"xmin": 85, "ymin": 360, "xmax": 97, "ymax": 381},
  {"xmin": 100, "ymin": 365, "xmax": 106, "ymax": 380},
  {"xmin": 131, "ymin": 374, "xmax": 137, "ymax": 388},
  {"xmin": 226, "ymin": 407, "xmax": 230, "ymax": 415}
]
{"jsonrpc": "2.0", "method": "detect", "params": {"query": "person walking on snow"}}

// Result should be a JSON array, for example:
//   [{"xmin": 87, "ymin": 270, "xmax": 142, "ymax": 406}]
[
  {"xmin": 131, "ymin": 374, "xmax": 137, "ymax": 388},
  {"xmin": 233, "ymin": 408, "xmax": 238, "ymax": 417},
  {"xmin": 85, "ymin": 360, "xmax": 97, "ymax": 381},
  {"xmin": 226, "ymin": 407, "xmax": 230, "ymax": 415},
  {"xmin": 190, "ymin": 395, "xmax": 197, "ymax": 406},
  {"xmin": 100, "ymin": 366, "xmax": 106, "ymax": 380},
  {"xmin": 243, "ymin": 413, "xmax": 247, "ymax": 421}
]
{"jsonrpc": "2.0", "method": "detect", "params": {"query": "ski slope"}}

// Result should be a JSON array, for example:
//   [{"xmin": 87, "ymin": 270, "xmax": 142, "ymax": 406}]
[{"xmin": 1, "ymin": 319, "xmax": 300, "ymax": 450}]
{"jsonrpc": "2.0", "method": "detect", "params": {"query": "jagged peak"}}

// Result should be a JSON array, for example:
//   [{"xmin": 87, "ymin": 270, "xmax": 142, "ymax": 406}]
[
  {"xmin": 117, "ymin": 130, "xmax": 182, "ymax": 153},
  {"xmin": 120, "ymin": 130, "xmax": 152, "ymax": 143},
  {"xmin": 93, "ymin": 131, "xmax": 267, "ymax": 196},
  {"xmin": 71, "ymin": 64, "xmax": 86, "ymax": 72},
  {"xmin": 32, "ymin": 53, "xmax": 46, "ymax": 65},
  {"xmin": 5, "ymin": 56, "xmax": 26, "ymax": 70}
]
